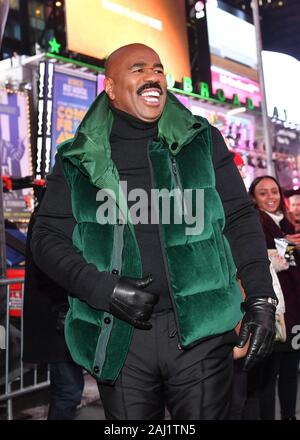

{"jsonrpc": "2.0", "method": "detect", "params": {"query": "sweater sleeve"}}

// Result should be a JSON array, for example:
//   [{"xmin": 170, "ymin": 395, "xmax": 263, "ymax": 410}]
[
  {"xmin": 211, "ymin": 125, "xmax": 276, "ymax": 300},
  {"xmin": 30, "ymin": 155, "xmax": 119, "ymax": 311}
]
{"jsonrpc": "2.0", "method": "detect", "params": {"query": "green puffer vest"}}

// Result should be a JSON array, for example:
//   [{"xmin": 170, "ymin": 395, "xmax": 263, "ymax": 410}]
[{"xmin": 58, "ymin": 91, "xmax": 242, "ymax": 384}]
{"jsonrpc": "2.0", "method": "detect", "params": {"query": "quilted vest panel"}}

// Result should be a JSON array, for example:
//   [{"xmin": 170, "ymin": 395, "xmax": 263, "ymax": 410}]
[{"xmin": 149, "ymin": 131, "xmax": 242, "ymax": 347}]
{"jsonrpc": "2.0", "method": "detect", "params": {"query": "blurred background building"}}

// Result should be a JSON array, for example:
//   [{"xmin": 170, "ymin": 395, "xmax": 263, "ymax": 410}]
[{"xmin": 1, "ymin": 0, "xmax": 300, "ymax": 419}]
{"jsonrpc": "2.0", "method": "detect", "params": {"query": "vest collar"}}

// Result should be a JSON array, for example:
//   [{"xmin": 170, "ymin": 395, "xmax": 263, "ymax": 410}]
[
  {"xmin": 59, "ymin": 91, "xmax": 208, "ymax": 189},
  {"xmin": 158, "ymin": 91, "xmax": 208, "ymax": 155}
]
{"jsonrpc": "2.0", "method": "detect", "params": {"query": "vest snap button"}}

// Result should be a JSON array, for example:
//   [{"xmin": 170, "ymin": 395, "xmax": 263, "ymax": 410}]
[
  {"xmin": 112, "ymin": 269, "xmax": 119, "ymax": 275},
  {"xmin": 104, "ymin": 317, "xmax": 111, "ymax": 324},
  {"xmin": 93, "ymin": 366, "xmax": 100, "ymax": 374},
  {"xmin": 192, "ymin": 122, "xmax": 201, "ymax": 129},
  {"xmin": 171, "ymin": 142, "xmax": 178, "ymax": 151}
]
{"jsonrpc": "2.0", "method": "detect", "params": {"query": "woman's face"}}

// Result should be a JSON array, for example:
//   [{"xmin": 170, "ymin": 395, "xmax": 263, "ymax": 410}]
[{"xmin": 253, "ymin": 178, "xmax": 281, "ymax": 213}]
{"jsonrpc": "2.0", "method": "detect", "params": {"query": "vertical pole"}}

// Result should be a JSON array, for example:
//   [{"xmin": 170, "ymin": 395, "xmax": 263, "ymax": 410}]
[
  {"xmin": 251, "ymin": 0, "xmax": 275, "ymax": 176},
  {"xmin": 0, "ymin": 0, "xmax": 9, "ymax": 390},
  {"xmin": 0, "ymin": 154, "xmax": 7, "ymax": 361},
  {"xmin": 0, "ymin": 148, "xmax": 6, "ymax": 278},
  {"xmin": 0, "ymin": 0, "xmax": 8, "ymax": 278}
]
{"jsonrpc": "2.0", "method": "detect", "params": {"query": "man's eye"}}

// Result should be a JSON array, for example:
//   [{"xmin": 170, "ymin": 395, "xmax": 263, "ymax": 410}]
[{"xmin": 154, "ymin": 69, "xmax": 164, "ymax": 74}]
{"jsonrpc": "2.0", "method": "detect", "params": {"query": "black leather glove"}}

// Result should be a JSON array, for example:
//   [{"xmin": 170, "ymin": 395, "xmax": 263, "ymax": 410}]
[
  {"xmin": 110, "ymin": 275, "xmax": 158, "ymax": 330},
  {"xmin": 236, "ymin": 297, "xmax": 276, "ymax": 370}
]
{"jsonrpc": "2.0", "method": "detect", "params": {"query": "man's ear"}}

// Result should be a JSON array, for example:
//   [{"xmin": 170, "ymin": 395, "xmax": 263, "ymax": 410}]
[{"xmin": 104, "ymin": 77, "xmax": 115, "ymax": 100}]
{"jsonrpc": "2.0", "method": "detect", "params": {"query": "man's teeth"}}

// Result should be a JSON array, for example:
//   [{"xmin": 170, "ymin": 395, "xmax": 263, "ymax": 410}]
[{"xmin": 141, "ymin": 90, "xmax": 160, "ymax": 97}]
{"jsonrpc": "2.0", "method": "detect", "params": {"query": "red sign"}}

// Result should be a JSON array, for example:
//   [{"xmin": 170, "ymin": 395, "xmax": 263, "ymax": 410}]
[{"xmin": 7, "ymin": 268, "xmax": 25, "ymax": 318}]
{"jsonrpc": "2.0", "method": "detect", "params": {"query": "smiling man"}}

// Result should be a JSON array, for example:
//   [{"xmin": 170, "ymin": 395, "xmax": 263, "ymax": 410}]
[
  {"xmin": 31, "ymin": 44, "xmax": 277, "ymax": 420},
  {"xmin": 104, "ymin": 44, "xmax": 167, "ymax": 122}
]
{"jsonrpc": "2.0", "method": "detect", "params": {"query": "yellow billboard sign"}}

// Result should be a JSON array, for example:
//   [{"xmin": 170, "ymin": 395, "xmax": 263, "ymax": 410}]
[{"xmin": 65, "ymin": 0, "xmax": 190, "ymax": 82}]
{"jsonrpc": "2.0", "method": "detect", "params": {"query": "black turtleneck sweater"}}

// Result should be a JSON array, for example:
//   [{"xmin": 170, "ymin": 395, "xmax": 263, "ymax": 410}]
[
  {"xmin": 109, "ymin": 106, "xmax": 171, "ymax": 311},
  {"xmin": 31, "ymin": 106, "xmax": 276, "ymax": 316}
]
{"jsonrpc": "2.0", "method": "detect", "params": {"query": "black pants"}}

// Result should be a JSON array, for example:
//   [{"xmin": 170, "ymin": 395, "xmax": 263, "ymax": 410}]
[
  {"xmin": 243, "ymin": 349, "xmax": 300, "ymax": 420},
  {"xmin": 229, "ymin": 359, "xmax": 247, "ymax": 420},
  {"xmin": 98, "ymin": 311, "xmax": 235, "ymax": 420},
  {"xmin": 48, "ymin": 362, "xmax": 84, "ymax": 420},
  {"xmin": 260, "ymin": 350, "xmax": 300, "ymax": 420}
]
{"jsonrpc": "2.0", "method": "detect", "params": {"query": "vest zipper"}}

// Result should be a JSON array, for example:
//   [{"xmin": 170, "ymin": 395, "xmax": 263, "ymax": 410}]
[
  {"xmin": 147, "ymin": 145, "xmax": 184, "ymax": 349},
  {"xmin": 217, "ymin": 223, "xmax": 230, "ymax": 287},
  {"xmin": 170, "ymin": 155, "xmax": 187, "ymax": 215},
  {"xmin": 92, "ymin": 196, "xmax": 125, "ymax": 378},
  {"xmin": 170, "ymin": 156, "xmax": 183, "ymax": 191}
]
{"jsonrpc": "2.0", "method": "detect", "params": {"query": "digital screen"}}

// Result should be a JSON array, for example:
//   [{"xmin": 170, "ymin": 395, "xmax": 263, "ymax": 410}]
[
  {"xmin": 65, "ymin": 0, "xmax": 190, "ymax": 82},
  {"xmin": 206, "ymin": 1, "xmax": 257, "ymax": 69},
  {"xmin": 51, "ymin": 71, "xmax": 97, "ymax": 165},
  {"xmin": 262, "ymin": 51, "xmax": 300, "ymax": 126},
  {"xmin": 211, "ymin": 65, "xmax": 261, "ymax": 107},
  {"xmin": 0, "ymin": 88, "xmax": 33, "ymax": 221}
]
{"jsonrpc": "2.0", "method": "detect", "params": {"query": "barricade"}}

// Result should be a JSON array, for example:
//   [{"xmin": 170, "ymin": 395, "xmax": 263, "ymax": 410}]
[{"xmin": 0, "ymin": 277, "xmax": 50, "ymax": 420}]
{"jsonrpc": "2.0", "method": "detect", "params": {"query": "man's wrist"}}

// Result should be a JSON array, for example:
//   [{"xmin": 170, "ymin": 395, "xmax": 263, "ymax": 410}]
[
  {"xmin": 245, "ymin": 296, "xmax": 278, "ymax": 307},
  {"xmin": 243, "ymin": 296, "xmax": 278, "ymax": 310},
  {"xmin": 266, "ymin": 297, "xmax": 278, "ymax": 307}
]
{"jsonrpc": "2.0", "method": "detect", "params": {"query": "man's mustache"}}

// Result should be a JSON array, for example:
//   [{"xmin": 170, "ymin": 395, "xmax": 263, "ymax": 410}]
[{"xmin": 137, "ymin": 82, "xmax": 163, "ymax": 95}]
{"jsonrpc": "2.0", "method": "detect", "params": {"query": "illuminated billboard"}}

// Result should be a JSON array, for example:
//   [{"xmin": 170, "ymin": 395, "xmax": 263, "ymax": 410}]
[
  {"xmin": 262, "ymin": 51, "xmax": 300, "ymax": 126},
  {"xmin": 65, "ymin": 0, "xmax": 190, "ymax": 81},
  {"xmin": 206, "ymin": 1, "xmax": 257, "ymax": 69},
  {"xmin": 51, "ymin": 71, "xmax": 97, "ymax": 166},
  {"xmin": 0, "ymin": 88, "xmax": 32, "ymax": 220},
  {"xmin": 35, "ymin": 62, "xmax": 97, "ymax": 176},
  {"xmin": 211, "ymin": 65, "xmax": 261, "ymax": 107}
]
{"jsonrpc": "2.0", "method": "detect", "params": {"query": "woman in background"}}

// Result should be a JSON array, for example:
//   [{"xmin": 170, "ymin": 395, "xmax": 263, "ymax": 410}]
[{"xmin": 249, "ymin": 175, "xmax": 300, "ymax": 420}]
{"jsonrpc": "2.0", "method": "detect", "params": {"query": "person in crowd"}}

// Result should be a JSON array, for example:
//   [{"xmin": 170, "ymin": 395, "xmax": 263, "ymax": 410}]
[
  {"xmin": 249, "ymin": 175, "xmax": 300, "ymax": 420},
  {"xmin": 30, "ymin": 43, "xmax": 276, "ymax": 420},
  {"xmin": 241, "ymin": 262, "xmax": 287, "ymax": 420},
  {"xmin": 229, "ymin": 155, "xmax": 286, "ymax": 420},
  {"xmin": 288, "ymin": 194, "xmax": 300, "ymax": 233},
  {"xmin": 23, "ymin": 194, "xmax": 84, "ymax": 420}
]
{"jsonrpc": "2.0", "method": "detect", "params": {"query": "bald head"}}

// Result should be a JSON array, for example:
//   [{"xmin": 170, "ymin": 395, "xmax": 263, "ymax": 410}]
[
  {"xmin": 105, "ymin": 43, "xmax": 159, "ymax": 78},
  {"xmin": 103, "ymin": 43, "xmax": 167, "ymax": 122}
]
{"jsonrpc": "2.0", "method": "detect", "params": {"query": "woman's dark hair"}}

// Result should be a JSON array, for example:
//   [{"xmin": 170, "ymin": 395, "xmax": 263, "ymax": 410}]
[{"xmin": 248, "ymin": 175, "xmax": 287, "ymax": 215}]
